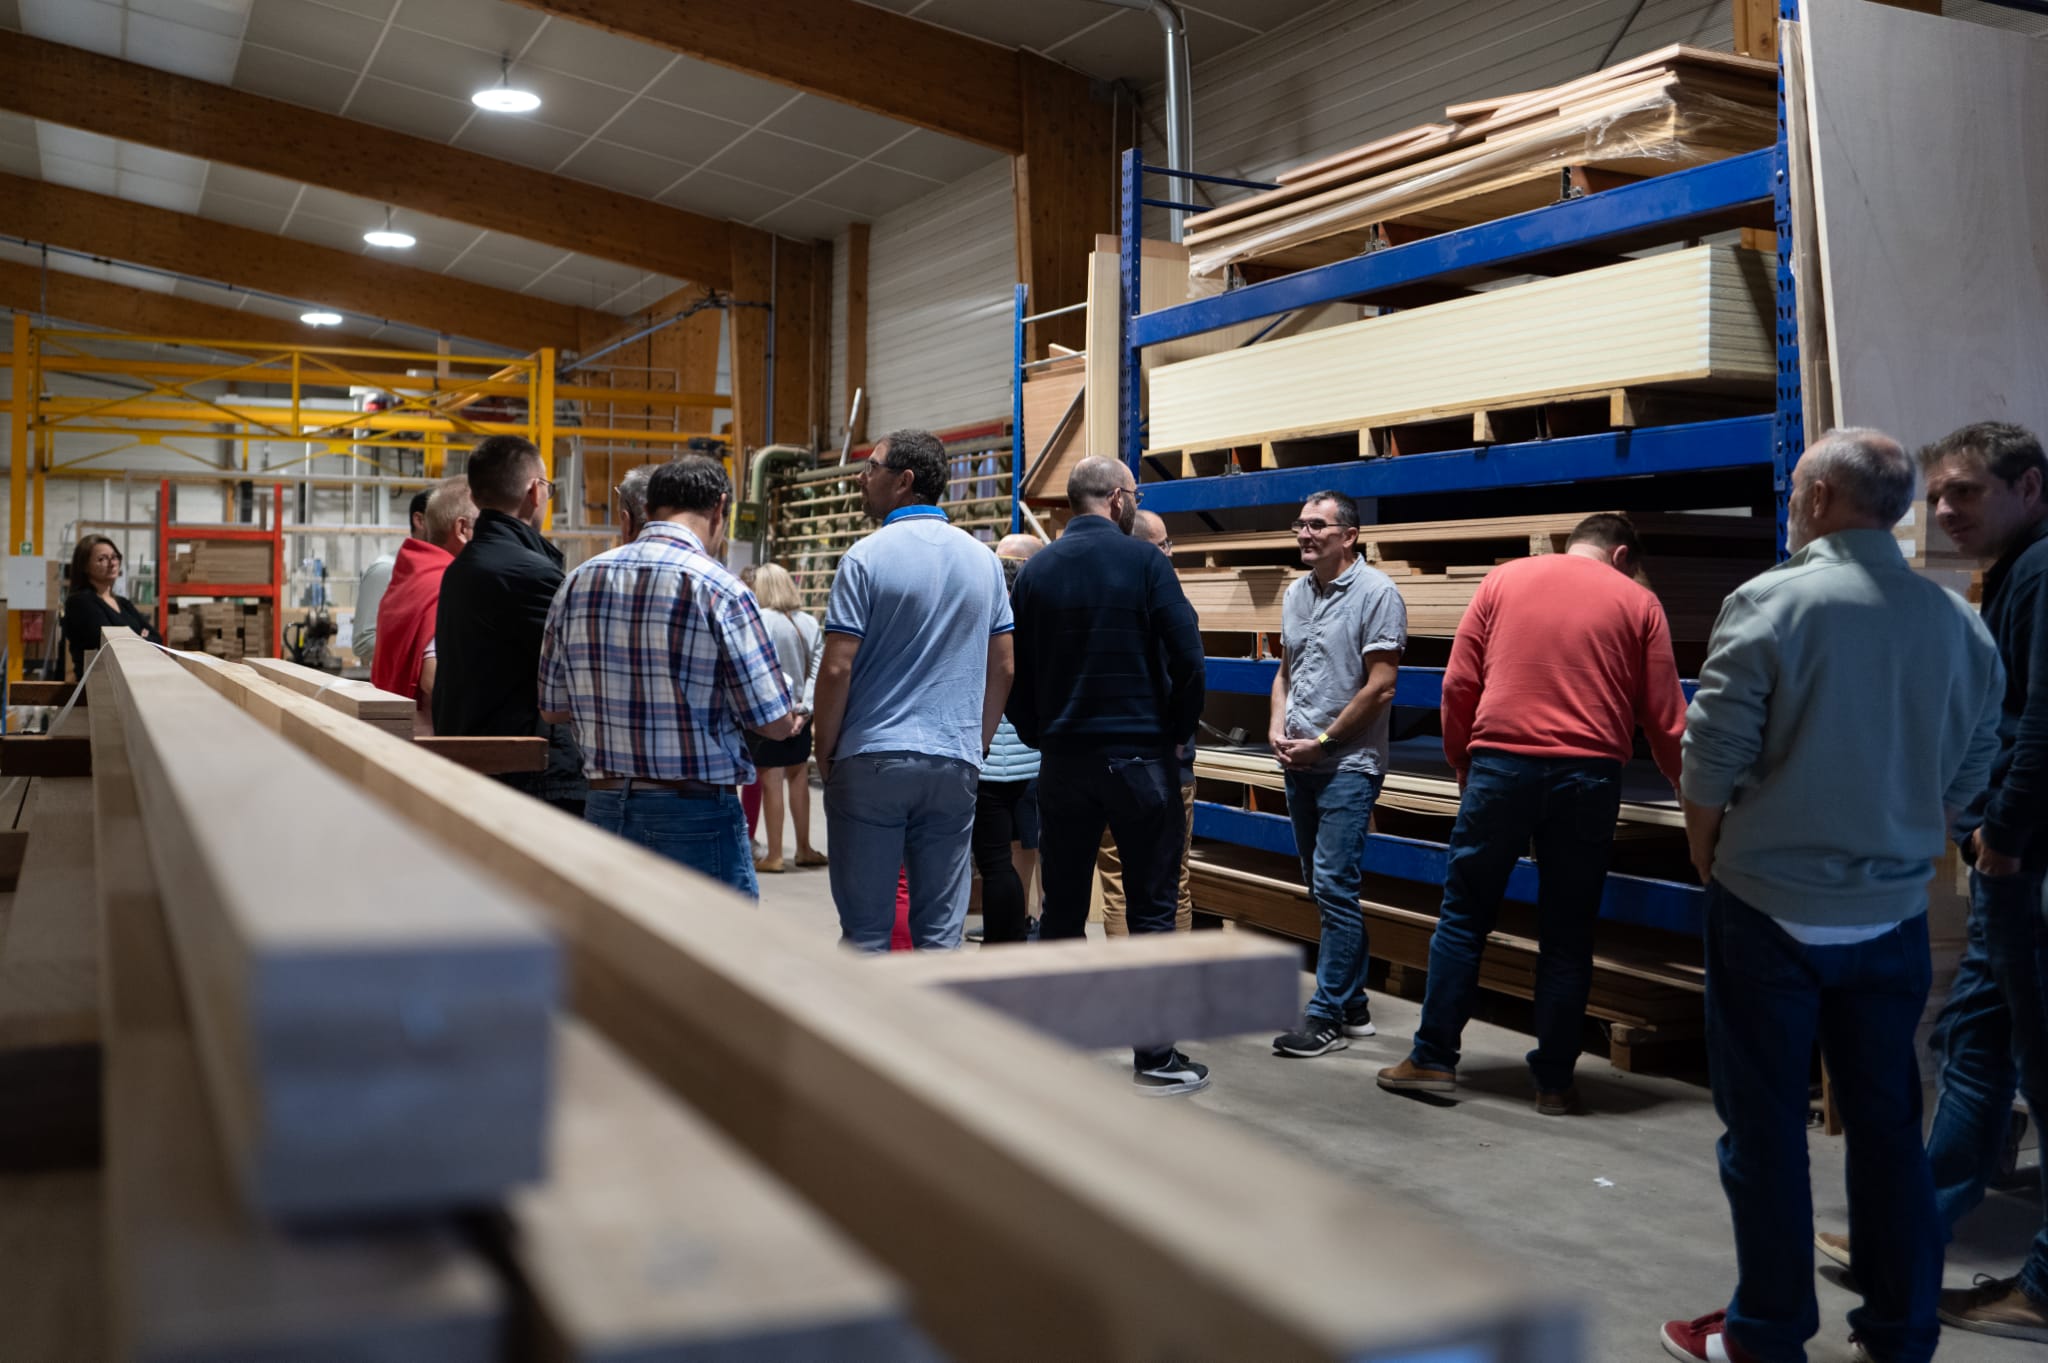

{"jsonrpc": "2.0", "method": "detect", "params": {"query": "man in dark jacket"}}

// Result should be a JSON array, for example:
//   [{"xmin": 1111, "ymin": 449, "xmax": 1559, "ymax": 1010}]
[
  {"xmin": 1009, "ymin": 455, "xmax": 1207, "ymax": 1095},
  {"xmin": 434, "ymin": 434, "xmax": 586, "ymax": 813}
]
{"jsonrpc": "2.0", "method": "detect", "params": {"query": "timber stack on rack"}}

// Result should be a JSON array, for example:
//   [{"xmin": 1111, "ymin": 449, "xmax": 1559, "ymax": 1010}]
[{"xmin": 0, "ymin": 626, "xmax": 1577, "ymax": 1361}]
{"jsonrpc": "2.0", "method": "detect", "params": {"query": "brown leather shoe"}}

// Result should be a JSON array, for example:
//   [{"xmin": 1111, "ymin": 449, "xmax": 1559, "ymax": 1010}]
[
  {"xmin": 1940, "ymin": 1275, "xmax": 2048, "ymax": 1341},
  {"xmin": 1535, "ymin": 1086, "xmax": 1579, "ymax": 1116},
  {"xmin": 1814, "ymin": 1231, "xmax": 1851, "ymax": 1269},
  {"xmin": 753, "ymin": 855, "xmax": 785, "ymax": 874},
  {"xmin": 794, "ymin": 850, "xmax": 828, "ymax": 867},
  {"xmin": 1376, "ymin": 1059, "xmax": 1455, "ymax": 1093}
]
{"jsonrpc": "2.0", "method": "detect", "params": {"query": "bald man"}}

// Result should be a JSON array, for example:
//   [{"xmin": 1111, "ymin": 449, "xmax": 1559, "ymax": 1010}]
[{"xmin": 1097, "ymin": 509, "xmax": 1195, "ymax": 935}]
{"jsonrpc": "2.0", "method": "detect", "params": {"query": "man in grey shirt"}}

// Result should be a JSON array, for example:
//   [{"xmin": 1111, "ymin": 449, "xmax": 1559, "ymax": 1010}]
[
  {"xmin": 1268, "ymin": 490, "xmax": 1406, "ymax": 1058},
  {"xmin": 1661, "ymin": 428, "xmax": 2003, "ymax": 1363},
  {"xmin": 352, "ymin": 490, "xmax": 427, "ymax": 671}
]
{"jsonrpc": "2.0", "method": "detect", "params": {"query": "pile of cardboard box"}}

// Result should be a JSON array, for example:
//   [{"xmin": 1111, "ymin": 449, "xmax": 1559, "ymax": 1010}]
[
  {"xmin": 166, "ymin": 541, "xmax": 273, "ymax": 585},
  {"xmin": 164, "ymin": 601, "xmax": 274, "ymax": 659}
]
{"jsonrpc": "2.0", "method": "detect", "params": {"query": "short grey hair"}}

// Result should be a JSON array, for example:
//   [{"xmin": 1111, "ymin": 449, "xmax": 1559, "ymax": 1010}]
[
  {"xmin": 1805, "ymin": 426, "xmax": 1917, "ymax": 527},
  {"xmin": 618, "ymin": 463, "xmax": 654, "ymax": 526},
  {"xmin": 1067, "ymin": 455, "xmax": 1132, "ymax": 509}
]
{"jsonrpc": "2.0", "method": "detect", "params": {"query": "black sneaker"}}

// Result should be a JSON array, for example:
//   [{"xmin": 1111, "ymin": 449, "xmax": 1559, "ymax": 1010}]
[
  {"xmin": 1133, "ymin": 1050, "xmax": 1211, "ymax": 1097},
  {"xmin": 1343, "ymin": 997, "xmax": 1377, "ymax": 1038},
  {"xmin": 1273, "ymin": 1017, "xmax": 1348, "ymax": 1058}
]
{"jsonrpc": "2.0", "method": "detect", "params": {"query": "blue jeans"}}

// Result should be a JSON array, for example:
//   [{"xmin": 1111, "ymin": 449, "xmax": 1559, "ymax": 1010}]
[
  {"xmin": 1038, "ymin": 748, "xmax": 1184, "ymax": 1069},
  {"xmin": 1926, "ymin": 864, "xmax": 2048, "ymax": 1303},
  {"xmin": 1283, "ymin": 766, "xmax": 1384, "ymax": 1024},
  {"xmin": 1705, "ymin": 883, "xmax": 1937, "ymax": 1363},
  {"xmin": 1411, "ymin": 750, "xmax": 1619, "ymax": 1090},
  {"xmin": 584, "ymin": 787, "xmax": 757, "ymax": 899},
  {"xmin": 824, "ymin": 751, "xmax": 978, "ymax": 951}
]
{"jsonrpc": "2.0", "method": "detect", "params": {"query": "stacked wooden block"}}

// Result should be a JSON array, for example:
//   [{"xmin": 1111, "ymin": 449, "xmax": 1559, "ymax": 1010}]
[
  {"xmin": 163, "ymin": 602, "xmax": 272, "ymax": 659},
  {"xmin": 164, "ymin": 542, "xmax": 272, "ymax": 585}
]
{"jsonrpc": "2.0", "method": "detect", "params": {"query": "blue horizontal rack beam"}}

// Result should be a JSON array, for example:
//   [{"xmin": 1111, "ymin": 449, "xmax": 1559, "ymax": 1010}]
[
  {"xmin": 1132, "ymin": 148, "xmax": 1775, "ymax": 351},
  {"xmin": 1138, "ymin": 415, "xmax": 1771, "ymax": 515},
  {"xmin": 1204, "ymin": 661, "xmax": 1698, "ymax": 705},
  {"xmin": 1193, "ymin": 803, "xmax": 1703, "ymax": 935}
]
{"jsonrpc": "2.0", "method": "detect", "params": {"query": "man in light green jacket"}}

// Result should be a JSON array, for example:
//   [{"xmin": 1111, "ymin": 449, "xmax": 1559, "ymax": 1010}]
[{"xmin": 1661, "ymin": 428, "xmax": 2003, "ymax": 1363}]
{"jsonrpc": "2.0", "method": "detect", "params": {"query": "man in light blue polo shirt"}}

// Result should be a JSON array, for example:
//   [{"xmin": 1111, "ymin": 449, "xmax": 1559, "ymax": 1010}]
[{"xmin": 811, "ymin": 428, "xmax": 1016, "ymax": 950}]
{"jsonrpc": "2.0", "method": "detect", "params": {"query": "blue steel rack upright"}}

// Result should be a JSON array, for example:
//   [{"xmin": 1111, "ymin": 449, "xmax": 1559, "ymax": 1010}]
[{"xmin": 1074, "ymin": 25, "xmax": 1812, "ymax": 940}]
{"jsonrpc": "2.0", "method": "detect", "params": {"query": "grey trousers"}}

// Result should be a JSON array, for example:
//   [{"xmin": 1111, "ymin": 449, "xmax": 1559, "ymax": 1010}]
[{"xmin": 824, "ymin": 750, "xmax": 978, "ymax": 951}]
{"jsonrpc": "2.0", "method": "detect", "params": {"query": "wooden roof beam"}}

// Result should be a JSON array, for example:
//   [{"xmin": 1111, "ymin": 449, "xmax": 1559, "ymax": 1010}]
[
  {"xmin": 502, "ymin": 0, "xmax": 1025, "ymax": 152},
  {"xmin": 0, "ymin": 260, "xmax": 350, "ymax": 347},
  {"xmin": 0, "ymin": 174, "xmax": 609, "ymax": 354},
  {"xmin": 0, "ymin": 31, "xmax": 733, "ymax": 286}
]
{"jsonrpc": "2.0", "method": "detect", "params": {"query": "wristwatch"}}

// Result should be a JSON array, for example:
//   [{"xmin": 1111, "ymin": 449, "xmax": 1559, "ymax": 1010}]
[{"xmin": 1315, "ymin": 731, "xmax": 1331, "ymax": 747}]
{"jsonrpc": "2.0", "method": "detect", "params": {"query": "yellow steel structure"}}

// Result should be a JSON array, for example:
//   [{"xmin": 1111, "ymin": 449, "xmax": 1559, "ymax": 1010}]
[{"xmin": 1, "ymin": 327, "xmax": 735, "ymax": 684}]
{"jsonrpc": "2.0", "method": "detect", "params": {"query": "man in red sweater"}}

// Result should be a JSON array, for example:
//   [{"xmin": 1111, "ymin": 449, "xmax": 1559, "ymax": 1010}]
[
  {"xmin": 1377, "ymin": 513, "xmax": 1686, "ymax": 1113},
  {"xmin": 370, "ymin": 477, "xmax": 474, "ymax": 735}
]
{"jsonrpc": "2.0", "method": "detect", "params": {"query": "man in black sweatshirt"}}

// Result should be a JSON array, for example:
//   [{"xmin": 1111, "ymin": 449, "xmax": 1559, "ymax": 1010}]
[{"xmin": 1009, "ymin": 455, "xmax": 1207, "ymax": 1094}]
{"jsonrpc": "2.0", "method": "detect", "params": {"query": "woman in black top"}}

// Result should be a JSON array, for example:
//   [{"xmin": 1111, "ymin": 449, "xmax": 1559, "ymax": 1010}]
[{"xmin": 62, "ymin": 535, "xmax": 160, "ymax": 677}]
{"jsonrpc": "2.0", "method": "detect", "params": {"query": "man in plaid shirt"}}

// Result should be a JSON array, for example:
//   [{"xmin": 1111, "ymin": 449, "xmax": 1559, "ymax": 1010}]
[{"xmin": 540, "ymin": 456, "xmax": 799, "ymax": 897}]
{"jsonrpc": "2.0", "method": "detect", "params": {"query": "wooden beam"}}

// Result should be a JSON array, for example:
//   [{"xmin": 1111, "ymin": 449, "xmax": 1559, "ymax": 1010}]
[
  {"xmin": 0, "ymin": 259, "xmax": 336, "ymax": 347},
  {"xmin": 0, "ymin": 735, "xmax": 91, "ymax": 777},
  {"xmin": 414, "ymin": 736, "xmax": 546, "ymax": 775},
  {"xmin": 8, "ymin": 682, "xmax": 79, "ymax": 708},
  {"xmin": 843, "ymin": 223, "xmax": 869, "ymax": 448},
  {"xmin": 501, "ymin": 0, "xmax": 1023, "ymax": 152},
  {"xmin": 0, "ymin": 174, "xmax": 607, "ymax": 353},
  {"xmin": 166, "ymin": 641, "xmax": 1579, "ymax": 1363},
  {"xmin": 88, "ymin": 671, "xmax": 507, "ymax": 1362},
  {"xmin": 728, "ymin": 227, "xmax": 773, "ymax": 469},
  {"xmin": 502, "ymin": 1020, "xmax": 917, "ymax": 1360},
  {"xmin": 0, "ymin": 31, "xmax": 732, "ymax": 286},
  {"xmin": 772, "ymin": 237, "xmax": 817, "ymax": 450},
  {"xmin": 869, "ymin": 932, "xmax": 1300, "ymax": 1050},
  {"xmin": 240, "ymin": 657, "xmax": 413, "ymax": 737},
  {"xmin": 1732, "ymin": 0, "xmax": 1777, "ymax": 58},
  {"xmin": 1014, "ymin": 53, "xmax": 1115, "ymax": 358},
  {"xmin": 810, "ymin": 239, "xmax": 832, "ymax": 455},
  {"xmin": 101, "ymin": 633, "xmax": 557, "ymax": 1219}
]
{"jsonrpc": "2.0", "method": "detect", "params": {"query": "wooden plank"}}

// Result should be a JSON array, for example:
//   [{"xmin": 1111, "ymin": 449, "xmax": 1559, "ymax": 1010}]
[
  {"xmin": 241, "ymin": 656, "xmax": 415, "ymax": 728},
  {"xmin": 0, "ymin": 1171, "xmax": 106, "ymax": 1360},
  {"xmin": 502, "ymin": 1021, "xmax": 918, "ymax": 1362},
  {"xmin": 1150, "ymin": 245, "xmax": 1774, "ymax": 453},
  {"xmin": 415, "ymin": 735, "xmax": 548, "ymax": 775},
  {"xmin": 103, "ymin": 634, "xmax": 558, "ymax": 1219},
  {"xmin": 1782, "ymin": 21, "xmax": 1833, "ymax": 451},
  {"xmin": 772, "ymin": 237, "xmax": 818, "ymax": 451},
  {"xmin": 0, "ymin": 29, "xmax": 730, "ymax": 289},
  {"xmin": 9, "ymin": 681, "xmax": 82, "ymax": 707},
  {"xmin": 869, "ymin": 932, "xmax": 1299, "ymax": 1050},
  {"xmin": 729, "ymin": 227, "xmax": 774, "ymax": 463},
  {"xmin": 1015, "ymin": 51, "xmax": 1116, "ymax": 357},
  {"xmin": 1734, "ymin": 0, "xmax": 1778, "ymax": 58},
  {"xmin": 0, "ymin": 735, "xmax": 92, "ymax": 777},
  {"xmin": 0, "ymin": 827, "xmax": 27, "ymax": 891},
  {"xmin": 0, "ymin": 172, "xmax": 606, "ymax": 353},
  {"xmin": 167, "ymin": 638, "xmax": 1579, "ymax": 1363},
  {"xmin": 0, "ymin": 257, "xmax": 329, "ymax": 347},
  {"xmin": 843, "ymin": 223, "xmax": 870, "ymax": 447}
]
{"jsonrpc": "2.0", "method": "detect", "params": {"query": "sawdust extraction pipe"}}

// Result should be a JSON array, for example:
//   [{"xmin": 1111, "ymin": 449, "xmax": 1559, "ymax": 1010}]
[{"xmin": 1094, "ymin": 0, "xmax": 1194, "ymax": 242}]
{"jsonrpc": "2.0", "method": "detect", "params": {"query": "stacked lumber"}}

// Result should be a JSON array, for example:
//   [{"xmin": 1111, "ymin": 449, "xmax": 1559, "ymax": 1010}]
[
  {"xmin": 164, "ymin": 601, "xmax": 274, "ymax": 659},
  {"xmin": 1182, "ymin": 44, "xmax": 1776, "ymax": 276},
  {"xmin": 241, "ymin": 655, "xmax": 415, "ymax": 738},
  {"xmin": 1148, "ymin": 244, "xmax": 1775, "ymax": 456},
  {"xmin": 165, "ymin": 542, "xmax": 272, "ymax": 585}
]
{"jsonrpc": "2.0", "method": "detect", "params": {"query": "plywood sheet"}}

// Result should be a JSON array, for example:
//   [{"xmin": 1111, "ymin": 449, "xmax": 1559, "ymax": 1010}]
[{"xmin": 1148, "ymin": 245, "xmax": 1775, "ymax": 453}]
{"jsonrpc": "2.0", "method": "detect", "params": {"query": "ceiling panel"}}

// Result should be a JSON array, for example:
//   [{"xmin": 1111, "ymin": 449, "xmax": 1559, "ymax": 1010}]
[
  {"xmin": 700, "ymin": 129, "xmax": 856, "ymax": 195},
  {"xmin": 869, "ymin": 128, "xmax": 1002, "ymax": 183},
  {"xmin": 201, "ymin": 160, "xmax": 312, "ymax": 206},
  {"xmin": 0, "ymin": 112, "xmax": 37, "ymax": 149},
  {"xmin": 809, "ymin": 160, "xmax": 953, "ymax": 218},
  {"xmin": 386, "ymin": 0, "xmax": 542, "ymax": 54},
  {"xmin": 751, "ymin": 198, "xmax": 855, "ymax": 242},
  {"xmin": 349, "ymin": 75, "xmax": 473, "ymax": 140},
  {"xmin": 282, "ymin": 210, "xmax": 376, "ymax": 253},
  {"xmin": 502, "ymin": 66, "xmax": 637, "ymax": 138},
  {"xmin": 117, "ymin": 169, "xmax": 207, "ymax": 213},
  {"xmin": 363, "ymin": 24, "xmax": 499, "ymax": 94},
  {"xmin": 197, "ymin": 188, "xmax": 292, "ymax": 232},
  {"xmin": 761, "ymin": 94, "xmax": 917, "ymax": 159},
  {"xmin": 439, "ymin": 252, "xmax": 541, "ymax": 292},
  {"xmin": 125, "ymin": 10, "xmax": 245, "ymax": 80},
  {"xmin": 18, "ymin": 0, "xmax": 120, "ymax": 49},
  {"xmin": 521, "ymin": 16, "xmax": 671, "ymax": 88},
  {"xmin": 596, "ymin": 101, "xmax": 750, "ymax": 167},
  {"xmin": 243, "ymin": 0, "xmax": 383, "ymax": 65},
  {"xmin": 451, "ymin": 113, "xmax": 588, "ymax": 170},
  {"xmin": 656, "ymin": 169, "xmax": 788, "ymax": 222},
  {"xmin": 907, "ymin": 0, "xmax": 1107, "ymax": 51},
  {"xmin": 37, "ymin": 154, "xmax": 120, "ymax": 195},
  {"xmin": 0, "ymin": 140, "xmax": 38, "ymax": 177},
  {"xmin": 132, "ymin": 0, "xmax": 251, "ymax": 40},
  {"xmin": 231, "ymin": 44, "xmax": 360, "ymax": 110},
  {"xmin": 556, "ymin": 140, "xmax": 689, "ymax": 197},
  {"xmin": 463, "ymin": 229, "xmax": 571, "ymax": 272},
  {"xmin": 645, "ymin": 55, "xmax": 802, "ymax": 126}
]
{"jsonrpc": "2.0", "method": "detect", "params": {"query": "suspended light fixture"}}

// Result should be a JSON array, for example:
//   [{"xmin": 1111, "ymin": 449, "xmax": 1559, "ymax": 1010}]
[
  {"xmin": 300, "ymin": 310, "xmax": 344, "ymax": 326},
  {"xmin": 363, "ymin": 206, "xmax": 416, "ymax": 250},
  {"xmin": 472, "ymin": 56, "xmax": 541, "ymax": 113}
]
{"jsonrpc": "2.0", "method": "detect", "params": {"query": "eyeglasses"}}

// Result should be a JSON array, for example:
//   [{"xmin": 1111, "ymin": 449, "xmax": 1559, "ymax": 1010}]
[
  {"xmin": 859, "ymin": 458, "xmax": 907, "ymax": 479},
  {"xmin": 1292, "ymin": 518, "xmax": 1343, "ymax": 533},
  {"xmin": 537, "ymin": 476, "xmax": 557, "ymax": 501}
]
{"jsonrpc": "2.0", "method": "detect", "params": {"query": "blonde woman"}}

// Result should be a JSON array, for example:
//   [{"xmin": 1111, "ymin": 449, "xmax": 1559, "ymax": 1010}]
[{"xmin": 749, "ymin": 562, "xmax": 826, "ymax": 872}]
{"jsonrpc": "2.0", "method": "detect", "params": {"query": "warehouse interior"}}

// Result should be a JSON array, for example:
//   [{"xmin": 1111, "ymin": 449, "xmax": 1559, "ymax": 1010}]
[{"xmin": 4, "ymin": 0, "xmax": 2048, "ymax": 1360}]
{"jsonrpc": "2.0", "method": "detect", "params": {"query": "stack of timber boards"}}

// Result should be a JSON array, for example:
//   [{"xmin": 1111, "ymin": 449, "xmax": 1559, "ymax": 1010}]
[
  {"xmin": 1182, "ymin": 44, "xmax": 1776, "ymax": 276},
  {"xmin": 1147, "ymin": 244, "xmax": 1775, "ymax": 457},
  {"xmin": 241, "ymin": 655, "xmax": 415, "ymax": 737}
]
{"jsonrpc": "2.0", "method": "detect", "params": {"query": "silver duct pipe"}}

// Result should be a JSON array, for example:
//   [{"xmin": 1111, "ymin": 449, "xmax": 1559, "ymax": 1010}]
[{"xmin": 1096, "ymin": 0, "xmax": 1194, "ymax": 241}]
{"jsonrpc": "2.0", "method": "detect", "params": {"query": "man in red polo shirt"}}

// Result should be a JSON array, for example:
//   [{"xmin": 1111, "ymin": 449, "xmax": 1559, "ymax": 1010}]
[
  {"xmin": 371, "ymin": 477, "xmax": 474, "ymax": 734},
  {"xmin": 1377, "ymin": 513, "xmax": 1687, "ymax": 1114}
]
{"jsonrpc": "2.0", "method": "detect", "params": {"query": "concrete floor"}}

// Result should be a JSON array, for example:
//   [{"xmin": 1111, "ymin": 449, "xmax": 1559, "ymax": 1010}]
[{"xmin": 755, "ymin": 793, "xmax": 2042, "ymax": 1363}]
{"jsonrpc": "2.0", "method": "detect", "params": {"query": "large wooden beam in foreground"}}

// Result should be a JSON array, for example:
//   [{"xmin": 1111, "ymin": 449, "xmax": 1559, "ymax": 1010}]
[
  {"xmin": 168, "ymin": 648, "xmax": 1577, "ymax": 1362},
  {"xmin": 88, "ymin": 671, "xmax": 507, "ymax": 1361},
  {"xmin": 101, "ymin": 632, "xmax": 558, "ymax": 1219},
  {"xmin": 870, "ymin": 931, "xmax": 1300, "ymax": 1050}
]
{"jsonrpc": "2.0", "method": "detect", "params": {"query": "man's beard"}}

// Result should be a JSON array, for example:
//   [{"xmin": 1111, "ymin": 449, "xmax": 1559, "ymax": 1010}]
[
  {"xmin": 1786, "ymin": 486, "xmax": 1814, "ymax": 553},
  {"xmin": 1116, "ymin": 497, "xmax": 1137, "ymax": 534}
]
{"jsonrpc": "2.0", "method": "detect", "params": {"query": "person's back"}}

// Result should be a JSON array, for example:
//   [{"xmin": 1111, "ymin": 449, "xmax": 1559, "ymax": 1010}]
[{"xmin": 1686, "ymin": 529, "xmax": 2001, "ymax": 921}]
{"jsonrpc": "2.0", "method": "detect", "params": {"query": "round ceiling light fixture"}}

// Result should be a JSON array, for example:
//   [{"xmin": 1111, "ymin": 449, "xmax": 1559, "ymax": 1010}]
[
  {"xmin": 300, "ymin": 310, "xmax": 344, "ymax": 326},
  {"xmin": 472, "ymin": 56, "xmax": 541, "ymax": 113},
  {"xmin": 363, "ymin": 206, "xmax": 416, "ymax": 250}
]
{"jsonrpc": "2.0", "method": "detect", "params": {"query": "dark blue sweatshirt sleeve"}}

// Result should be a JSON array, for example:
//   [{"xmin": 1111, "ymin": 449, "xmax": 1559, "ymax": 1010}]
[
  {"xmin": 1984, "ymin": 571, "xmax": 2048, "ymax": 857},
  {"xmin": 1148, "ymin": 554, "xmax": 1206, "ymax": 745},
  {"xmin": 1004, "ymin": 568, "xmax": 1042, "ymax": 749}
]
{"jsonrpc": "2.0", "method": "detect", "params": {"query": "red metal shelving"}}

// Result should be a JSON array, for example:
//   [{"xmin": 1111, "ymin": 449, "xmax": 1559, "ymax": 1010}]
[{"xmin": 156, "ymin": 480, "xmax": 286, "ymax": 658}]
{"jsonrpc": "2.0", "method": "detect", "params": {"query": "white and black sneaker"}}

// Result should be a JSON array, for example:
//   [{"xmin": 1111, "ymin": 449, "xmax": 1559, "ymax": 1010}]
[
  {"xmin": 1343, "ymin": 997, "xmax": 1377, "ymax": 1038},
  {"xmin": 1133, "ymin": 1050, "xmax": 1211, "ymax": 1097},
  {"xmin": 1272, "ymin": 1018, "xmax": 1348, "ymax": 1058}
]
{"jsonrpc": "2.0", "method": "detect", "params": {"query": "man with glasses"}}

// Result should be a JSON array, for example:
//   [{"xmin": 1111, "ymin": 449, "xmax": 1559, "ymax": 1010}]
[
  {"xmin": 811, "ymin": 428, "xmax": 1015, "ymax": 950},
  {"xmin": 1009, "ymin": 456, "xmax": 1208, "ymax": 1095},
  {"xmin": 435, "ymin": 433, "xmax": 587, "ymax": 814},
  {"xmin": 1268, "ymin": 491, "xmax": 1407, "ymax": 1060}
]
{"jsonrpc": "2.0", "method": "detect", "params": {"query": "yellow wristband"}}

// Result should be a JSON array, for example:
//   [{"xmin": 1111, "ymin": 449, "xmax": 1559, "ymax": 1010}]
[{"xmin": 1316, "ymin": 731, "xmax": 1331, "ymax": 746}]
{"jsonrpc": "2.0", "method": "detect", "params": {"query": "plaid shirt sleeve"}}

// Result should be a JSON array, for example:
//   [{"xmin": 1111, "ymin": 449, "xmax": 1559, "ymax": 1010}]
[
  {"xmin": 715, "ymin": 589, "xmax": 795, "ymax": 730},
  {"xmin": 537, "ymin": 568, "xmax": 573, "ymax": 713}
]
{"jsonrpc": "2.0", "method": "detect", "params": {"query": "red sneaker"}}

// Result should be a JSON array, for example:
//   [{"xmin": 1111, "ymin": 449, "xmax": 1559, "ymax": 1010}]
[{"xmin": 1659, "ymin": 1310, "xmax": 1763, "ymax": 1362}]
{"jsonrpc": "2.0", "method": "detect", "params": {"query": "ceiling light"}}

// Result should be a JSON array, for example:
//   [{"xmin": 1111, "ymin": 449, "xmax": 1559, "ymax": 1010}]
[
  {"xmin": 301, "ymin": 311, "xmax": 343, "ymax": 326},
  {"xmin": 363, "ymin": 206, "xmax": 415, "ymax": 250},
  {"xmin": 473, "ymin": 56, "xmax": 541, "ymax": 113}
]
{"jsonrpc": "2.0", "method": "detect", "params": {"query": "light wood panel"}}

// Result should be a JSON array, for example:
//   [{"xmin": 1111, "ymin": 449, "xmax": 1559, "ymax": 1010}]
[
  {"xmin": 1801, "ymin": 0, "xmax": 2048, "ymax": 452},
  {"xmin": 772, "ymin": 238, "xmax": 819, "ymax": 451},
  {"xmin": 88, "ymin": 663, "xmax": 506, "ymax": 1363},
  {"xmin": 0, "ymin": 1171, "xmax": 105, "ymax": 1360},
  {"xmin": 1148, "ymin": 245, "xmax": 1775, "ymax": 453},
  {"xmin": 241, "ymin": 656, "xmax": 414, "ymax": 736},
  {"xmin": 869, "ymin": 932, "xmax": 1299, "ymax": 1050},
  {"xmin": 0, "ymin": 30, "xmax": 731, "ymax": 286},
  {"xmin": 102, "ymin": 633, "xmax": 558, "ymax": 1219},
  {"xmin": 163, "ymin": 635, "xmax": 1578, "ymax": 1363},
  {"xmin": 844, "ymin": 223, "xmax": 870, "ymax": 448},
  {"xmin": 728, "ymin": 228, "xmax": 774, "ymax": 463},
  {"xmin": 0, "ymin": 173, "xmax": 605, "ymax": 352},
  {"xmin": 1015, "ymin": 52, "xmax": 1115, "ymax": 357}
]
